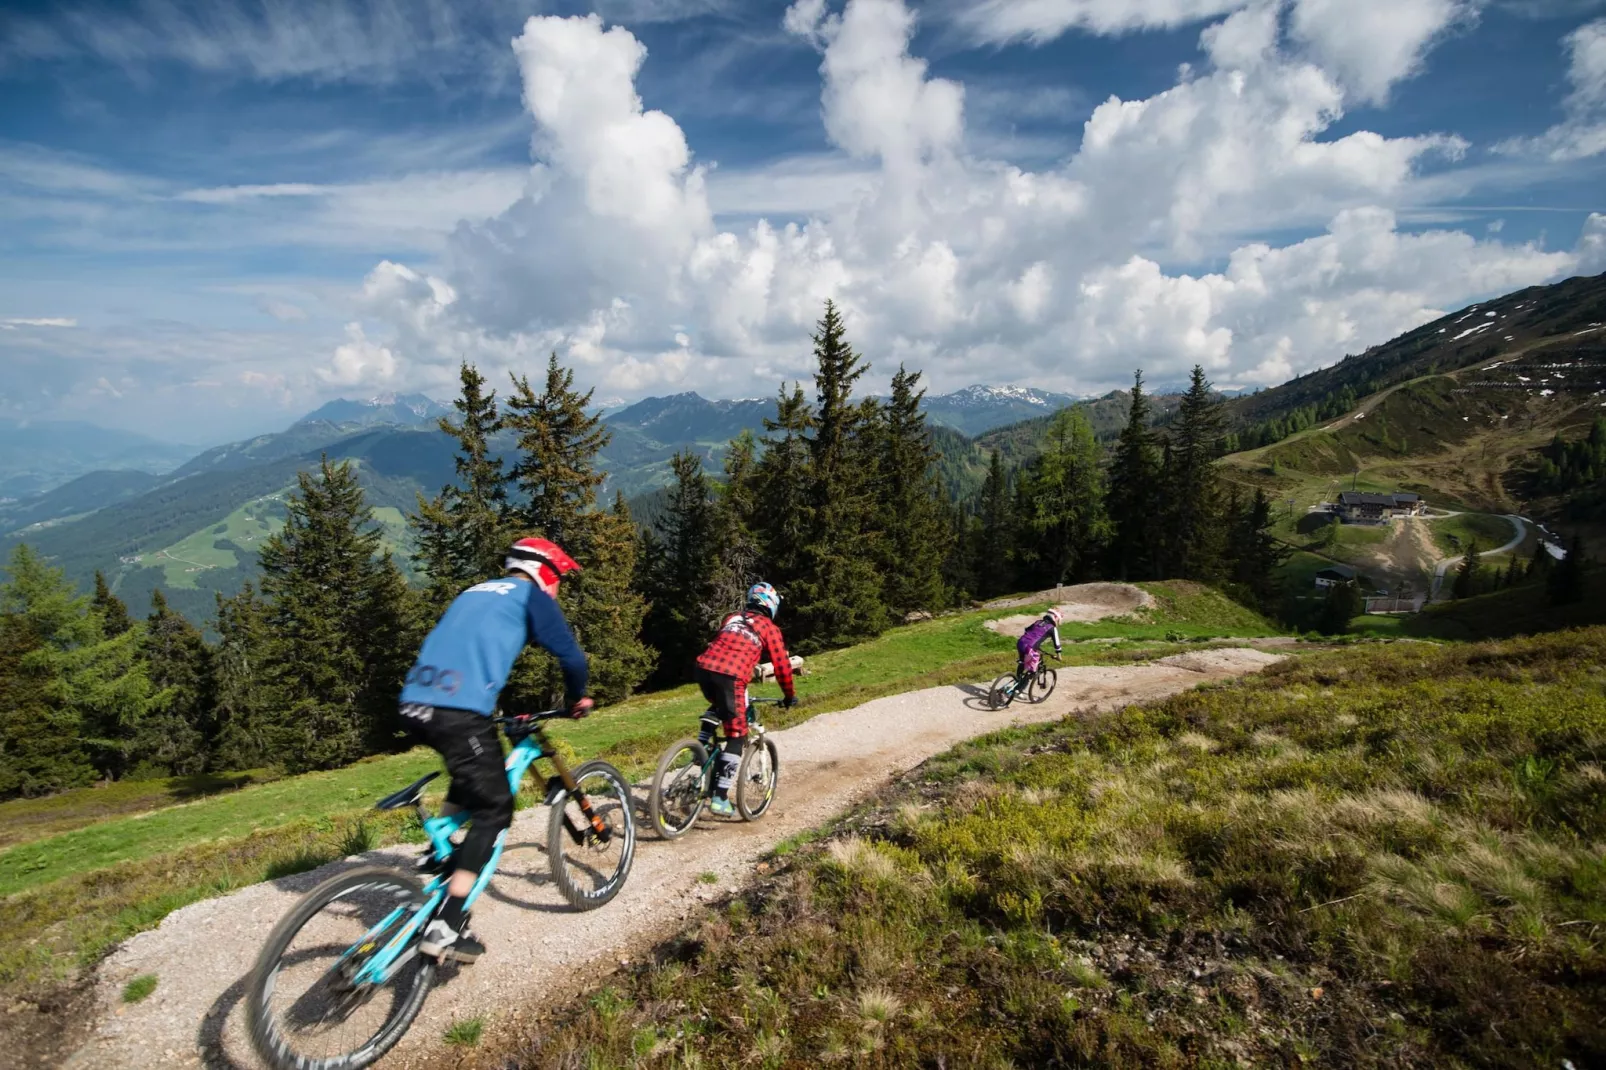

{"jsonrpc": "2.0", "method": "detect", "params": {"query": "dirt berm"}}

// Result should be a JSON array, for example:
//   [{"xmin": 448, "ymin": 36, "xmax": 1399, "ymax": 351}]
[
  {"xmin": 983, "ymin": 581, "xmax": 1155, "ymax": 635},
  {"xmin": 67, "ymin": 647, "xmax": 1283, "ymax": 1070}
]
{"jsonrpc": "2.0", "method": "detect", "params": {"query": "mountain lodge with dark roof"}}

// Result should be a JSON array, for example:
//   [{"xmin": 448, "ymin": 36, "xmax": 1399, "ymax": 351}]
[{"xmin": 1337, "ymin": 491, "xmax": 1425, "ymax": 523}]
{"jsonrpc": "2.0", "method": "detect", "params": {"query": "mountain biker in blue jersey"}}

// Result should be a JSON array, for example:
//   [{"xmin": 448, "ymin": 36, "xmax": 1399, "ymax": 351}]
[
  {"xmin": 399, "ymin": 536, "xmax": 593, "ymax": 963},
  {"xmin": 1018, "ymin": 608, "xmax": 1063, "ymax": 677}
]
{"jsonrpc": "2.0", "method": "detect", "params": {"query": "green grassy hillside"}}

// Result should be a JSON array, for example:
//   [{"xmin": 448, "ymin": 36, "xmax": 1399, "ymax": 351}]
[
  {"xmin": 0, "ymin": 584, "xmax": 1278, "ymax": 1003},
  {"xmin": 526, "ymin": 629, "xmax": 1606, "ymax": 1069}
]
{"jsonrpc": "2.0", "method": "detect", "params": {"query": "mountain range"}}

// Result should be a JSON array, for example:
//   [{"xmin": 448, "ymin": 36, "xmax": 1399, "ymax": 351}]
[{"xmin": 4, "ymin": 270, "xmax": 1602, "ymax": 627}]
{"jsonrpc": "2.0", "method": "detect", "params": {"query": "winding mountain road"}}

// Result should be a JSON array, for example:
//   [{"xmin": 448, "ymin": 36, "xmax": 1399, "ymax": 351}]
[{"xmin": 1429, "ymin": 515, "xmax": 1526, "ymax": 599}]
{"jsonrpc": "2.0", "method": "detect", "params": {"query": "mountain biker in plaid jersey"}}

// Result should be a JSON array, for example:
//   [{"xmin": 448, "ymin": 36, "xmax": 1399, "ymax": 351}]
[
  {"xmin": 1018, "ymin": 608, "xmax": 1063, "ymax": 676},
  {"xmin": 694, "ymin": 582, "xmax": 797, "ymax": 816}
]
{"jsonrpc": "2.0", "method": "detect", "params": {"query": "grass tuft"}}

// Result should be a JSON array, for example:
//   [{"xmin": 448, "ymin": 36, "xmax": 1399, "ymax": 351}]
[
  {"xmin": 120, "ymin": 974, "xmax": 157, "ymax": 1003},
  {"xmin": 443, "ymin": 1017, "xmax": 484, "ymax": 1047}
]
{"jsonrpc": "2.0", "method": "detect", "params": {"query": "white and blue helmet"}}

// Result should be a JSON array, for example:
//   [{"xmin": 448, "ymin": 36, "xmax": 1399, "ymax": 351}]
[{"xmin": 746, "ymin": 581, "xmax": 781, "ymax": 618}]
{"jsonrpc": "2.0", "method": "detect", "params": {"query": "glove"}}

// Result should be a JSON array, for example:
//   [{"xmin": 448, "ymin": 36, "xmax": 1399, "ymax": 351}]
[
  {"xmin": 569, "ymin": 697, "xmax": 595, "ymax": 720},
  {"xmin": 781, "ymin": 695, "xmax": 799, "ymax": 709}
]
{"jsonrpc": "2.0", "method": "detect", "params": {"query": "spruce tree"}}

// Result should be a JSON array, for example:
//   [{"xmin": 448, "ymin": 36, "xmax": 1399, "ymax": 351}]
[
  {"xmin": 1316, "ymin": 579, "xmax": 1360, "ymax": 635},
  {"xmin": 1548, "ymin": 535, "xmax": 1584, "ymax": 605},
  {"xmin": 1164, "ymin": 366, "xmax": 1227, "ymax": 580},
  {"xmin": 0, "ymin": 546, "xmax": 157, "ymax": 793},
  {"xmin": 0, "ymin": 546, "xmax": 96, "ymax": 795},
  {"xmin": 505, "ymin": 353, "xmax": 608, "ymax": 546},
  {"xmin": 135, "ymin": 589, "xmax": 213, "ymax": 776},
  {"xmin": 643, "ymin": 451, "xmax": 722, "ymax": 684},
  {"xmin": 751, "ymin": 383, "xmax": 815, "ymax": 589},
  {"xmin": 1106, "ymin": 371, "xmax": 1162, "ymax": 580},
  {"xmin": 709, "ymin": 430, "xmax": 763, "ymax": 614},
  {"xmin": 789, "ymin": 301, "xmax": 888, "ymax": 649},
  {"xmin": 412, "ymin": 362, "xmax": 509, "ymax": 607},
  {"xmin": 209, "ymin": 583, "xmax": 275, "ymax": 771},
  {"xmin": 1452, "ymin": 540, "xmax": 1481, "ymax": 600},
  {"xmin": 568, "ymin": 494, "xmax": 657, "ymax": 703},
  {"xmin": 974, "ymin": 451, "xmax": 1016, "ymax": 598},
  {"xmin": 92, "ymin": 570, "xmax": 132, "ymax": 637},
  {"xmin": 257, "ymin": 457, "xmax": 404, "ymax": 772},
  {"xmin": 1226, "ymin": 488, "xmax": 1289, "ymax": 613},
  {"xmin": 877, "ymin": 365, "xmax": 950, "ymax": 616},
  {"xmin": 1014, "ymin": 407, "xmax": 1106, "ymax": 589}
]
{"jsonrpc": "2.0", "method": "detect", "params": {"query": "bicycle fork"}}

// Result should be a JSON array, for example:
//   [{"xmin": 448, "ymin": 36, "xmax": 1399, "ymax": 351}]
[{"xmin": 545, "ymin": 744, "xmax": 613, "ymax": 846}]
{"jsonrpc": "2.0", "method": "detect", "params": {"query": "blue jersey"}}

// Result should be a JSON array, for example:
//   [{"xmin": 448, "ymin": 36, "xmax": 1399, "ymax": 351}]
[{"xmin": 400, "ymin": 578, "xmax": 589, "ymax": 716}]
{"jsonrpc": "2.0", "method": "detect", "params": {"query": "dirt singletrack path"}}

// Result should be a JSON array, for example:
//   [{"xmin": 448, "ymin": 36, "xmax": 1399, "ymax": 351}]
[{"xmin": 66, "ymin": 650, "xmax": 1284, "ymax": 1070}]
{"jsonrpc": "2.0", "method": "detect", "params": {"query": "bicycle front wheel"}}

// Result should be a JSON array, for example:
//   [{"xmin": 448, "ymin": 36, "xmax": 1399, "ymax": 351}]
[
  {"xmin": 1028, "ymin": 667, "xmax": 1058, "ymax": 703},
  {"xmin": 246, "ymin": 866, "xmax": 435, "ymax": 1070},
  {"xmin": 548, "ymin": 760, "xmax": 636, "ymax": 910},
  {"xmin": 988, "ymin": 673, "xmax": 1017, "ymax": 710},
  {"xmin": 736, "ymin": 736, "xmax": 780, "ymax": 821},
  {"xmin": 649, "ymin": 739, "xmax": 709, "ymax": 840}
]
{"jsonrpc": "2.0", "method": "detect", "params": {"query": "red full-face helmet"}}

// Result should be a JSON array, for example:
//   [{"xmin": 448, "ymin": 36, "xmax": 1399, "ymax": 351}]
[{"xmin": 505, "ymin": 537, "xmax": 581, "ymax": 593}]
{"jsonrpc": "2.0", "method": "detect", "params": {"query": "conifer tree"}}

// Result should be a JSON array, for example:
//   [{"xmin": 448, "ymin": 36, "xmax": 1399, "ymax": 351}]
[
  {"xmin": 1548, "ymin": 535, "xmax": 1584, "ymax": 605},
  {"xmin": 974, "ymin": 451, "xmax": 1015, "ymax": 598},
  {"xmin": 506, "ymin": 353, "xmax": 608, "ymax": 545},
  {"xmin": 0, "ymin": 546, "xmax": 157, "ymax": 793},
  {"xmin": 257, "ymin": 457, "xmax": 408, "ymax": 771},
  {"xmin": 1226, "ymin": 488, "xmax": 1289, "ymax": 613},
  {"xmin": 0, "ymin": 546, "xmax": 97, "ymax": 795},
  {"xmin": 709, "ymin": 430, "xmax": 763, "ymax": 614},
  {"xmin": 565, "ymin": 494, "xmax": 656, "ymax": 703},
  {"xmin": 412, "ymin": 362, "xmax": 509, "ymax": 607},
  {"xmin": 789, "ymin": 301, "xmax": 888, "ymax": 649},
  {"xmin": 501, "ymin": 354, "xmax": 650, "ymax": 708},
  {"xmin": 1014, "ymin": 407, "xmax": 1105, "ymax": 589},
  {"xmin": 135, "ymin": 589, "xmax": 213, "ymax": 776},
  {"xmin": 752, "ymin": 383, "xmax": 815, "ymax": 588},
  {"xmin": 209, "ymin": 583, "xmax": 274, "ymax": 771},
  {"xmin": 1163, "ymin": 366, "xmax": 1227, "ymax": 580},
  {"xmin": 643, "ymin": 451, "xmax": 722, "ymax": 684},
  {"xmin": 1106, "ymin": 371, "xmax": 1162, "ymax": 580},
  {"xmin": 1316, "ymin": 579, "xmax": 1360, "ymax": 635},
  {"xmin": 877, "ymin": 365, "xmax": 950, "ymax": 616},
  {"xmin": 92, "ymin": 570, "xmax": 132, "ymax": 637},
  {"xmin": 1452, "ymin": 540, "xmax": 1481, "ymax": 600}
]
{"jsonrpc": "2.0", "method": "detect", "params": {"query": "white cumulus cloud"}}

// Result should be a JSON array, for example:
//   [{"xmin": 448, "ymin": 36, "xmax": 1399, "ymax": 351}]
[
  {"xmin": 341, "ymin": 0, "xmax": 1589, "ymax": 405},
  {"xmin": 1498, "ymin": 18, "xmax": 1606, "ymax": 159}
]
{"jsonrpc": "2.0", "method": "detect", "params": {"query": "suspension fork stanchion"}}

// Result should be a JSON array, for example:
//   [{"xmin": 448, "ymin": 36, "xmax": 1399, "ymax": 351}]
[{"xmin": 539, "ymin": 724, "xmax": 613, "ymax": 842}]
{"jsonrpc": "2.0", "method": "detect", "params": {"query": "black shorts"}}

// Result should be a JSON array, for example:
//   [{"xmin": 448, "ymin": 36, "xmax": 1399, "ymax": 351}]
[{"xmin": 400, "ymin": 703, "xmax": 513, "ymax": 876}]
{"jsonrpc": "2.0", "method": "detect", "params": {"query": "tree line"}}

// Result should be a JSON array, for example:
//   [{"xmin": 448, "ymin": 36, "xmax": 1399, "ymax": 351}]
[{"xmin": 1, "ymin": 302, "xmax": 1281, "ymax": 799}]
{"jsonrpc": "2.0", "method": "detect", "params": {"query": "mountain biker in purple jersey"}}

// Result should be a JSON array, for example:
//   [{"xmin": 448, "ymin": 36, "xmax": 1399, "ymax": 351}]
[{"xmin": 1018, "ymin": 608, "xmax": 1063, "ymax": 676}]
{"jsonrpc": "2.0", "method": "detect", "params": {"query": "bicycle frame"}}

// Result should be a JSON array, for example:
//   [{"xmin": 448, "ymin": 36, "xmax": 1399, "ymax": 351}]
[
  {"xmin": 345, "ymin": 714, "xmax": 608, "ymax": 986},
  {"xmin": 688, "ymin": 697, "xmax": 779, "ymax": 800}
]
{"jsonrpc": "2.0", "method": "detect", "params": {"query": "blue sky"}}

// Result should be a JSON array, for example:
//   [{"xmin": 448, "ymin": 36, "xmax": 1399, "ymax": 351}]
[{"xmin": 1, "ymin": 0, "xmax": 1604, "ymax": 444}]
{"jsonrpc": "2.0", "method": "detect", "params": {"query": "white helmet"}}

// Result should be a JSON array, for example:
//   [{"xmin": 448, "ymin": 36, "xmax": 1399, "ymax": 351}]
[{"xmin": 1045, "ymin": 608, "xmax": 1062, "ymax": 625}]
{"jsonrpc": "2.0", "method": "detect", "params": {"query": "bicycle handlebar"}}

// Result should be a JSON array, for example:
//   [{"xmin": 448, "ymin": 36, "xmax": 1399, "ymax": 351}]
[{"xmin": 493, "ymin": 708, "xmax": 569, "ymax": 726}]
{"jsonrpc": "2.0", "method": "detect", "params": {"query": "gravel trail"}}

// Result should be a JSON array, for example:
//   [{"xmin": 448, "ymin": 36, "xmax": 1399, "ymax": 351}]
[{"xmin": 66, "ymin": 650, "xmax": 1283, "ymax": 1070}]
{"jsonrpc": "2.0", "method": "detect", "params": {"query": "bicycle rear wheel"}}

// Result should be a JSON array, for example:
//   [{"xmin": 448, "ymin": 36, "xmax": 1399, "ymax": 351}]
[
  {"xmin": 735, "ymin": 737, "xmax": 780, "ymax": 821},
  {"xmin": 1028, "ymin": 667, "xmax": 1058, "ymax": 703},
  {"xmin": 549, "ymin": 760, "xmax": 636, "ymax": 910},
  {"xmin": 649, "ymin": 739, "xmax": 709, "ymax": 839},
  {"xmin": 246, "ymin": 866, "xmax": 435, "ymax": 1070},
  {"xmin": 988, "ymin": 673, "xmax": 1017, "ymax": 710}
]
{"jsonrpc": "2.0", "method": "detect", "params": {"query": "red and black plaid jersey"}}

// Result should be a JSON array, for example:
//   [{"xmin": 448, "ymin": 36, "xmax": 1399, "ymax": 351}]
[{"xmin": 695, "ymin": 611, "xmax": 795, "ymax": 697}]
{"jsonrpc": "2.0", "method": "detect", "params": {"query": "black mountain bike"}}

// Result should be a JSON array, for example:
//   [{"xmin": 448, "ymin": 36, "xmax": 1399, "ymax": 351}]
[{"xmin": 988, "ymin": 654, "xmax": 1059, "ymax": 709}]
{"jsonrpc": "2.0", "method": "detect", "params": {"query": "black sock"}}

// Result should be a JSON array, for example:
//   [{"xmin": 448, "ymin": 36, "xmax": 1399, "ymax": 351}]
[{"xmin": 438, "ymin": 895, "xmax": 467, "ymax": 931}]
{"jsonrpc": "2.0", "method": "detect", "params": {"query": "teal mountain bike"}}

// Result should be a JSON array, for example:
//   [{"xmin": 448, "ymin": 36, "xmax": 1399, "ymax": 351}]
[
  {"xmin": 648, "ymin": 696, "xmax": 781, "ymax": 837},
  {"xmin": 988, "ymin": 654, "xmax": 1060, "ymax": 710},
  {"xmin": 244, "ymin": 709, "xmax": 635, "ymax": 1070}
]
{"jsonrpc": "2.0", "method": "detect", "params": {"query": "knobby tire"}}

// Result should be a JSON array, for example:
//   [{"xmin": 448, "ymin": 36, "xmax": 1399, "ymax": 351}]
[
  {"xmin": 548, "ymin": 759, "xmax": 636, "ymax": 909},
  {"xmin": 649, "ymin": 738, "xmax": 710, "ymax": 839},
  {"xmin": 736, "ymin": 736, "xmax": 780, "ymax": 821},
  {"xmin": 245, "ymin": 866, "xmax": 435, "ymax": 1070}
]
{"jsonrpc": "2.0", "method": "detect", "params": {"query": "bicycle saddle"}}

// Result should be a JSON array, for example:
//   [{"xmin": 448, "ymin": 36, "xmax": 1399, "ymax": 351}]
[{"xmin": 374, "ymin": 772, "xmax": 440, "ymax": 811}]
